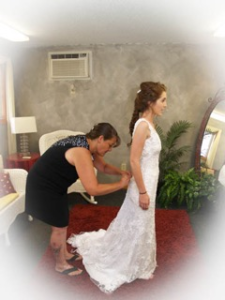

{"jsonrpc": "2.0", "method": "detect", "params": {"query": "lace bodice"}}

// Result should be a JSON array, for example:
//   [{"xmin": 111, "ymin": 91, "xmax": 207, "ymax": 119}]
[{"xmin": 129, "ymin": 118, "xmax": 161, "ymax": 199}]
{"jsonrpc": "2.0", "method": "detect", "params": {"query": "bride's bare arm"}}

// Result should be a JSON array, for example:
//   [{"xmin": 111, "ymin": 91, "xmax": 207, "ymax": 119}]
[{"xmin": 130, "ymin": 122, "xmax": 150, "ymax": 210}]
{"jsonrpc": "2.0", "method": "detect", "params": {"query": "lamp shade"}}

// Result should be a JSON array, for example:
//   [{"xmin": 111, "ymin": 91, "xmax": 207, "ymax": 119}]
[{"xmin": 10, "ymin": 117, "xmax": 37, "ymax": 134}]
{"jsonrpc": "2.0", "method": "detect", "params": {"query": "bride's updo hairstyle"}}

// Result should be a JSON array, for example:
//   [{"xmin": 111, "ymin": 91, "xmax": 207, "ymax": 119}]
[
  {"xmin": 129, "ymin": 81, "xmax": 167, "ymax": 137},
  {"xmin": 86, "ymin": 122, "xmax": 121, "ymax": 147}
]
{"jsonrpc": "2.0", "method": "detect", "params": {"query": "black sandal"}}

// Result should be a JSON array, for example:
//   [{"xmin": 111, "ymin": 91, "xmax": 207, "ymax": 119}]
[
  {"xmin": 66, "ymin": 253, "xmax": 82, "ymax": 262},
  {"xmin": 58, "ymin": 266, "xmax": 82, "ymax": 276}
]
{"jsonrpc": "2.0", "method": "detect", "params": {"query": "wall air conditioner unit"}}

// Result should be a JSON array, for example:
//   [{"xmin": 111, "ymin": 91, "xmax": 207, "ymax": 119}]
[{"xmin": 48, "ymin": 51, "xmax": 92, "ymax": 80}]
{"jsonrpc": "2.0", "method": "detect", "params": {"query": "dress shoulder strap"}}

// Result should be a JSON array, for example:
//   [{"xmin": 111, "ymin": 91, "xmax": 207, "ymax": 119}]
[{"xmin": 133, "ymin": 118, "xmax": 152, "ymax": 131}]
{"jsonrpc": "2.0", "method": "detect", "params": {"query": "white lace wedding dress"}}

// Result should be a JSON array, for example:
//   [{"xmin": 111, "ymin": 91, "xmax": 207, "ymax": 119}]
[{"xmin": 67, "ymin": 118, "xmax": 161, "ymax": 294}]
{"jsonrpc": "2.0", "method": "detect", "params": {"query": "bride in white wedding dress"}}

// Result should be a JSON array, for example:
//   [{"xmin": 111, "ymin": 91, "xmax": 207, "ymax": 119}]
[{"xmin": 67, "ymin": 81, "xmax": 167, "ymax": 293}]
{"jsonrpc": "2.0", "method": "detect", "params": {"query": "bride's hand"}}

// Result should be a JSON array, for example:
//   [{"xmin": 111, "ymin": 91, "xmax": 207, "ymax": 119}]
[{"xmin": 139, "ymin": 193, "xmax": 150, "ymax": 210}]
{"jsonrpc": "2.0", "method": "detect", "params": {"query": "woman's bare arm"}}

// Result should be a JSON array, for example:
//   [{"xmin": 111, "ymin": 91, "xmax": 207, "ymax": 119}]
[
  {"xmin": 93, "ymin": 154, "xmax": 131, "ymax": 177},
  {"xmin": 65, "ymin": 147, "xmax": 130, "ymax": 196}
]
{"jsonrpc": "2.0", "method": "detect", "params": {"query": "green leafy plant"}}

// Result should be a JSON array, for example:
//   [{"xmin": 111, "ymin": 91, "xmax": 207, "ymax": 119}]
[
  {"xmin": 156, "ymin": 120, "xmax": 192, "ymax": 185},
  {"xmin": 157, "ymin": 168, "xmax": 219, "ymax": 212}
]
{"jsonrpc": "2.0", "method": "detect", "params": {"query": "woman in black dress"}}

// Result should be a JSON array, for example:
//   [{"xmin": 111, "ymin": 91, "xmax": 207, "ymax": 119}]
[{"xmin": 25, "ymin": 123, "xmax": 130, "ymax": 276}]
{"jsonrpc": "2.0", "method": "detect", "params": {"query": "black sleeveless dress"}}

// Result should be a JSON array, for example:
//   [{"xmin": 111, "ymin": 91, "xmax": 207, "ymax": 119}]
[{"xmin": 25, "ymin": 135, "xmax": 89, "ymax": 227}]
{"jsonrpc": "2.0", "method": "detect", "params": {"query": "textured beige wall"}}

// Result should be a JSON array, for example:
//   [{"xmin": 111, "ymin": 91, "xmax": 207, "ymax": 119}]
[{"xmin": 6, "ymin": 43, "xmax": 225, "ymax": 182}]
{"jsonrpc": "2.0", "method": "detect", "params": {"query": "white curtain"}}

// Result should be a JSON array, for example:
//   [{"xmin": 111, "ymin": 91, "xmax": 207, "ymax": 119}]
[
  {"xmin": 0, "ymin": 56, "xmax": 17, "ymax": 154},
  {"xmin": 6, "ymin": 59, "xmax": 17, "ymax": 154}
]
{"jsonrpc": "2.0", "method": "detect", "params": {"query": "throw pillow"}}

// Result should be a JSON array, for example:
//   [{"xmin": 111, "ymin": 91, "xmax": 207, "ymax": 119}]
[{"xmin": 0, "ymin": 172, "xmax": 16, "ymax": 197}]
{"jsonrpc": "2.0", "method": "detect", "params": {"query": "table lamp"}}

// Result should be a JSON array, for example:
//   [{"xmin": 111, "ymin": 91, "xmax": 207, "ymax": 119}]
[{"xmin": 10, "ymin": 116, "xmax": 37, "ymax": 158}]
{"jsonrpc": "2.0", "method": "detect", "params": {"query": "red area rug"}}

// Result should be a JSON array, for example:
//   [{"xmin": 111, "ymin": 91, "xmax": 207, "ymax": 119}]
[{"xmin": 29, "ymin": 205, "xmax": 206, "ymax": 300}]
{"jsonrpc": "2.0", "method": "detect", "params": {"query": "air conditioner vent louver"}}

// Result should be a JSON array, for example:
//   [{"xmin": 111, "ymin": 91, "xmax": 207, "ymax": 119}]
[
  {"xmin": 48, "ymin": 51, "xmax": 92, "ymax": 80},
  {"xmin": 52, "ymin": 60, "xmax": 87, "ymax": 77}
]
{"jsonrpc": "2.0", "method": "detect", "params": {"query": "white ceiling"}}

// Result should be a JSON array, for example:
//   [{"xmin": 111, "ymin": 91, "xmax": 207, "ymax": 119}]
[{"xmin": 1, "ymin": 0, "xmax": 225, "ymax": 47}]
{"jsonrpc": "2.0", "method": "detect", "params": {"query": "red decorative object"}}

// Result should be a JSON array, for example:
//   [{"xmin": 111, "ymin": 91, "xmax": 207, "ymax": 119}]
[
  {"xmin": 6, "ymin": 152, "xmax": 40, "ymax": 172},
  {"xmin": 0, "ymin": 172, "xmax": 16, "ymax": 197}
]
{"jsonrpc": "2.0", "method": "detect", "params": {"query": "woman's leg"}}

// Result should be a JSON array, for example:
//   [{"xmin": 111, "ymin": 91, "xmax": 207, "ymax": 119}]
[{"xmin": 50, "ymin": 226, "xmax": 82, "ymax": 276}]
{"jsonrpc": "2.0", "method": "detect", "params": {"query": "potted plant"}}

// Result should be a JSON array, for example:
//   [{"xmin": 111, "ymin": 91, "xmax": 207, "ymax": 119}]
[
  {"xmin": 157, "ymin": 168, "xmax": 219, "ymax": 212},
  {"xmin": 156, "ymin": 120, "xmax": 192, "ymax": 186}
]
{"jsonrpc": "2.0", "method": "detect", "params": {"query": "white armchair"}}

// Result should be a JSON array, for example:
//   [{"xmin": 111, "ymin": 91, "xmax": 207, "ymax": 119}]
[
  {"xmin": 0, "ymin": 168, "xmax": 28, "ymax": 246},
  {"xmin": 39, "ymin": 130, "xmax": 97, "ymax": 204}
]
